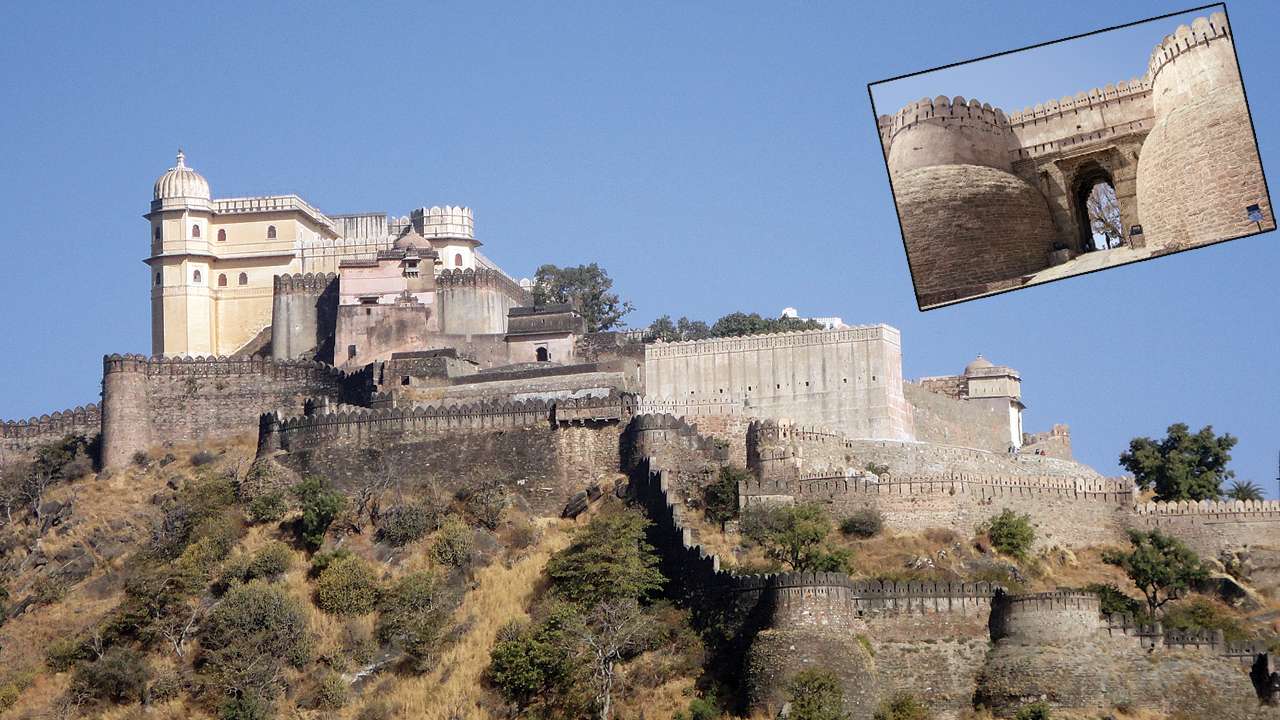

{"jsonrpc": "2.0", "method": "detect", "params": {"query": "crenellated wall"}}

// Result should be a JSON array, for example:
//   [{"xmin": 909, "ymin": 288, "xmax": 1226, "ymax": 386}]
[
  {"xmin": 435, "ymin": 268, "xmax": 530, "ymax": 336},
  {"xmin": 1131, "ymin": 499, "xmax": 1280, "ymax": 556},
  {"xmin": 101, "ymin": 354, "xmax": 349, "ymax": 468},
  {"xmin": 271, "ymin": 272, "xmax": 338, "ymax": 362},
  {"xmin": 0, "ymin": 404, "xmax": 101, "ymax": 466},
  {"xmin": 883, "ymin": 95, "xmax": 1016, "ymax": 175}
]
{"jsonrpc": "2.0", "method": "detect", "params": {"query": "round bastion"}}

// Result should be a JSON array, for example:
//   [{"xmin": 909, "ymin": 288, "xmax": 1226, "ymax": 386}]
[{"xmin": 1137, "ymin": 12, "xmax": 1272, "ymax": 249}]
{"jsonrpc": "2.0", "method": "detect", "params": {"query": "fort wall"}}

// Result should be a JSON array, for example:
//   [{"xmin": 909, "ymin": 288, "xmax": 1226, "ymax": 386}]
[
  {"xmin": 882, "ymin": 96, "xmax": 1015, "ymax": 175},
  {"xmin": 643, "ymin": 326, "xmax": 915, "ymax": 441},
  {"xmin": 271, "ymin": 273, "xmax": 338, "ymax": 362},
  {"xmin": 1130, "ymin": 499, "xmax": 1280, "ymax": 556},
  {"xmin": 904, "ymin": 381, "xmax": 1014, "ymax": 453},
  {"xmin": 101, "ymin": 354, "xmax": 348, "ymax": 468},
  {"xmin": 436, "ymin": 268, "xmax": 529, "ymax": 336},
  {"xmin": 0, "ymin": 404, "xmax": 101, "ymax": 466}
]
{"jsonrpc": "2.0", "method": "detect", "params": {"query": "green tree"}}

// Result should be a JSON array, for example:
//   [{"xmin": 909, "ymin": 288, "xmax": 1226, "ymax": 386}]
[
  {"xmin": 644, "ymin": 315, "xmax": 679, "ymax": 343},
  {"xmin": 1103, "ymin": 529, "xmax": 1209, "ymax": 616},
  {"xmin": 702, "ymin": 466, "xmax": 745, "ymax": 528},
  {"xmin": 741, "ymin": 503, "xmax": 849, "ymax": 572},
  {"xmin": 532, "ymin": 263, "xmax": 633, "ymax": 332},
  {"xmin": 545, "ymin": 507, "xmax": 665, "ymax": 606},
  {"xmin": 1083, "ymin": 582, "xmax": 1142, "ymax": 617},
  {"xmin": 376, "ymin": 572, "xmax": 450, "ymax": 673},
  {"xmin": 1119, "ymin": 423, "xmax": 1237, "ymax": 501},
  {"xmin": 986, "ymin": 509, "xmax": 1035, "ymax": 559},
  {"xmin": 787, "ymin": 668, "xmax": 849, "ymax": 720},
  {"xmin": 488, "ymin": 606, "xmax": 583, "ymax": 713},
  {"xmin": 292, "ymin": 477, "xmax": 346, "ymax": 550},
  {"xmin": 1226, "ymin": 480, "xmax": 1264, "ymax": 502},
  {"xmin": 709, "ymin": 311, "xmax": 823, "ymax": 338},
  {"xmin": 70, "ymin": 646, "xmax": 150, "ymax": 705}
]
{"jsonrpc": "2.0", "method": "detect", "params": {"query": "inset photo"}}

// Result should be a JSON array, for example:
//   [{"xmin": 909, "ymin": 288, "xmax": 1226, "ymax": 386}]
[{"xmin": 871, "ymin": 5, "xmax": 1273, "ymax": 310}]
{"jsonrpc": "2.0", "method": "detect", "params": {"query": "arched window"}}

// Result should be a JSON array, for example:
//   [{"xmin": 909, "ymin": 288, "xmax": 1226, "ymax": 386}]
[
  {"xmin": 454, "ymin": 253, "xmax": 463, "ymax": 267},
  {"xmin": 266, "ymin": 225, "xmax": 277, "ymax": 239},
  {"xmin": 153, "ymin": 226, "xmax": 161, "ymax": 241},
  {"xmin": 155, "ymin": 272, "xmax": 162, "ymax": 286},
  {"xmin": 536, "ymin": 347, "xmax": 550, "ymax": 362},
  {"xmin": 238, "ymin": 272, "xmax": 248, "ymax": 286},
  {"xmin": 191, "ymin": 224, "xmax": 201, "ymax": 238},
  {"xmin": 193, "ymin": 270, "xmax": 202, "ymax": 283},
  {"xmin": 217, "ymin": 274, "xmax": 227, "ymax": 287},
  {"xmin": 217, "ymin": 229, "xmax": 227, "ymax": 242}
]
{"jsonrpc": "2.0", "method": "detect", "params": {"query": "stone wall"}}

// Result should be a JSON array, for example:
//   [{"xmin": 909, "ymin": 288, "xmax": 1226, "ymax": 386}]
[
  {"xmin": 1130, "ymin": 499, "xmax": 1280, "ymax": 556},
  {"xmin": 904, "ymin": 381, "xmax": 1015, "ymax": 453},
  {"xmin": 435, "ymin": 268, "xmax": 528, "ymax": 336},
  {"xmin": 271, "ymin": 273, "xmax": 338, "ymax": 362},
  {"xmin": 101, "ymin": 354, "xmax": 348, "ymax": 468},
  {"xmin": 1, "ymin": 404, "xmax": 101, "ymax": 467},
  {"xmin": 1022, "ymin": 424, "xmax": 1072, "ymax": 460},
  {"xmin": 644, "ymin": 326, "xmax": 915, "ymax": 441}
]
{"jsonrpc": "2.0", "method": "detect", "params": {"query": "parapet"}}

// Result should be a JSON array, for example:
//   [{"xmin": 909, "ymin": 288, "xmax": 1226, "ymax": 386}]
[
  {"xmin": 1, "ymin": 404, "xmax": 101, "ymax": 440},
  {"xmin": 274, "ymin": 272, "xmax": 338, "ymax": 294},
  {"xmin": 436, "ymin": 267, "xmax": 532, "ymax": 303},
  {"xmin": 102, "ymin": 353, "xmax": 347, "ymax": 381},
  {"xmin": 882, "ymin": 95, "xmax": 1016, "ymax": 175},
  {"xmin": 1147, "ymin": 13, "xmax": 1231, "ymax": 89},
  {"xmin": 412, "ymin": 205, "xmax": 474, "ymax": 239},
  {"xmin": 1133, "ymin": 498, "xmax": 1280, "ymax": 518},
  {"xmin": 1005, "ymin": 77, "xmax": 1151, "ymax": 126},
  {"xmin": 645, "ymin": 324, "xmax": 897, "ymax": 359},
  {"xmin": 991, "ymin": 590, "xmax": 1102, "ymax": 644}
]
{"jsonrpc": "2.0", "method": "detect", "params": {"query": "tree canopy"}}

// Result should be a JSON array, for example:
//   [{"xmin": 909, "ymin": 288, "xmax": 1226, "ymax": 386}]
[
  {"xmin": 532, "ymin": 263, "xmax": 633, "ymax": 332},
  {"xmin": 1103, "ymin": 529, "xmax": 1208, "ymax": 616},
  {"xmin": 741, "ymin": 503, "xmax": 851, "ymax": 573},
  {"xmin": 645, "ymin": 311, "xmax": 824, "ymax": 342},
  {"xmin": 545, "ymin": 507, "xmax": 664, "ymax": 606},
  {"xmin": 1118, "ymin": 423, "xmax": 1237, "ymax": 501}
]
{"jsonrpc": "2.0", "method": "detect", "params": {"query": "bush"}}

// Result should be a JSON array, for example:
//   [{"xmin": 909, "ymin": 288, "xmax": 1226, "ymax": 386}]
[
  {"xmin": 377, "ymin": 572, "xmax": 450, "ymax": 673},
  {"xmin": 199, "ymin": 581, "xmax": 312, "ymax": 714},
  {"xmin": 1085, "ymin": 582, "xmax": 1143, "ymax": 617},
  {"xmin": 840, "ymin": 508, "xmax": 884, "ymax": 538},
  {"xmin": 866, "ymin": 462, "xmax": 890, "ymax": 477},
  {"xmin": 378, "ymin": 502, "xmax": 437, "ymax": 547},
  {"xmin": 703, "ymin": 466, "xmax": 747, "ymax": 526},
  {"xmin": 986, "ymin": 509, "xmax": 1035, "ymax": 559},
  {"xmin": 309, "ymin": 547, "xmax": 353, "ymax": 577},
  {"xmin": 741, "ymin": 503, "xmax": 848, "ymax": 572},
  {"xmin": 1162, "ymin": 596, "xmax": 1248, "ymax": 642},
  {"xmin": 293, "ymin": 477, "xmax": 346, "ymax": 550},
  {"xmin": 1014, "ymin": 701, "xmax": 1051, "ymax": 720},
  {"xmin": 31, "ymin": 575, "xmax": 68, "ymax": 606},
  {"xmin": 190, "ymin": 449, "xmax": 218, "ymax": 467},
  {"xmin": 874, "ymin": 691, "xmax": 931, "ymax": 720},
  {"xmin": 314, "ymin": 555, "xmax": 381, "ymax": 615},
  {"xmin": 786, "ymin": 668, "xmax": 848, "ymax": 720},
  {"xmin": 357, "ymin": 699, "xmax": 398, "ymax": 720},
  {"xmin": 545, "ymin": 506, "xmax": 665, "ymax": 605},
  {"xmin": 310, "ymin": 670, "xmax": 349, "ymax": 710},
  {"xmin": 488, "ymin": 607, "xmax": 582, "ymax": 711},
  {"xmin": 70, "ymin": 646, "xmax": 150, "ymax": 704},
  {"xmin": 431, "ymin": 515, "xmax": 474, "ymax": 567},
  {"xmin": 247, "ymin": 542, "xmax": 294, "ymax": 580},
  {"xmin": 131, "ymin": 451, "xmax": 151, "ymax": 468},
  {"xmin": 246, "ymin": 492, "xmax": 287, "ymax": 524},
  {"xmin": 460, "ymin": 480, "xmax": 508, "ymax": 530},
  {"xmin": 686, "ymin": 693, "xmax": 720, "ymax": 720}
]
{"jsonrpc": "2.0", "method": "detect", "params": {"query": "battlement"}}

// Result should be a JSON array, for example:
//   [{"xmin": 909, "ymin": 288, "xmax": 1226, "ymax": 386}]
[
  {"xmin": 435, "ymin": 267, "xmax": 532, "ymax": 303},
  {"xmin": 412, "ymin": 205, "xmax": 474, "ymax": 239},
  {"xmin": 1148, "ymin": 12, "xmax": 1231, "ymax": 86},
  {"xmin": 213, "ymin": 194, "xmax": 334, "ymax": 232},
  {"xmin": 1005, "ymin": 77, "xmax": 1151, "ymax": 126},
  {"xmin": 645, "ymin": 324, "xmax": 896, "ymax": 359},
  {"xmin": 880, "ymin": 95, "xmax": 1010, "ymax": 146},
  {"xmin": 1133, "ymin": 498, "xmax": 1280, "ymax": 518},
  {"xmin": 991, "ymin": 590, "xmax": 1102, "ymax": 643},
  {"xmin": 103, "ymin": 353, "xmax": 347, "ymax": 380},
  {"xmin": 273, "ymin": 272, "xmax": 338, "ymax": 294},
  {"xmin": 636, "ymin": 396, "xmax": 749, "ymax": 418},
  {"xmin": 1, "ymin": 404, "xmax": 101, "ymax": 439},
  {"xmin": 742, "ymin": 471, "xmax": 1132, "ymax": 502}
]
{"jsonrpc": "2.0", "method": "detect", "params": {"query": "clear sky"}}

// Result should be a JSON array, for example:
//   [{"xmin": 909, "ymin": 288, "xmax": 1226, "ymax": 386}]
[{"xmin": 0, "ymin": 1, "xmax": 1275, "ymax": 492}]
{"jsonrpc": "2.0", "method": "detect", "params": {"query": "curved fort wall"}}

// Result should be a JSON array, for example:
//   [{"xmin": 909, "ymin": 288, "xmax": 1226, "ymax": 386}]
[
  {"xmin": 101, "ymin": 354, "xmax": 348, "ymax": 468},
  {"xmin": 883, "ymin": 96, "xmax": 1015, "ymax": 175},
  {"xmin": 1137, "ymin": 12, "xmax": 1273, "ymax": 249},
  {"xmin": 271, "ymin": 273, "xmax": 338, "ymax": 362},
  {"xmin": 436, "ymin": 268, "xmax": 530, "ymax": 337},
  {"xmin": 0, "ymin": 404, "xmax": 101, "ymax": 466}
]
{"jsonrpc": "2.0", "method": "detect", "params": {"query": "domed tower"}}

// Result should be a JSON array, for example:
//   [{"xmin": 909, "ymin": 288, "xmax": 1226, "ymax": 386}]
[
  {"xmin": 883, "ymin": 97, "xmax": 1058, "ymax": 307},
  {"xmin": 1137, "ymin": 12, "xmax": 1273, "ymax": 249},
  {"xmin": 146, "ymin": 150, "xmax": 215, "ymax": 356}
]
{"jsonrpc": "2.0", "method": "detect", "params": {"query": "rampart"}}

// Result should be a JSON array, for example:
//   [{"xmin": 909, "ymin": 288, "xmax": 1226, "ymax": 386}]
[
  {"xmin": 271, "ymin": 273, "xmax": 339, "ymax": 362},
  {"xmin": 644, "ymin": 326, "xmax": 915, "ymax": 442},
  {"xmin": 882, "ymin": 96, "xmax": 1015, "ymax": 175},
  {"xmin": 101, "ymin": 354, "xmax": 349, "ymax": 468},
  {"xmin": 1131, "ymin": 499, "xmax": 1280, "ymax": 556},
  {"xmin": 436, "ymin": 268, "xmax": 530, "ymax": 336},
  {"xmin": 0, "ymin": 404, "xmax": 101, "ymax": 466},
  {"xmin": 904, "ymin": 381, "xmax": 1015, "ymax": 454}
]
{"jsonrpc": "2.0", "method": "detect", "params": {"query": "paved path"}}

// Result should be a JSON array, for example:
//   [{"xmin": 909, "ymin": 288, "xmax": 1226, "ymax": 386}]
[{"xmin": 1025, "ymin": 245, "xmax": 1155, "ymax": 284}]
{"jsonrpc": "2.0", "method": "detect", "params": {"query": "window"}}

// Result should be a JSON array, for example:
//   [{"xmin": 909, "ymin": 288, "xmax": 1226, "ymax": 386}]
[
  {"xmin": 266, "ymin": 225, "xmax": 277, "ymax": 239},
  {"xmin": 217, "ymin": 274, "xmax": 227, "ymax": 287},
  {"xmin": 454, "ymin": 253, "xmax": 463, "ymax": 267},
  {"xmin": 401, "ymin": 376, "xmax": 411, "ymax": 386},
  {"xmin": 155, "ymin": 272, "xmax": 162, "ymax": 286},
  {"xmin": 217, "ymin": 229, "xmax": 226, "ymax": 242},
  {"xmin": 191, "ymin": 224, "xmax": 201, "ymax": 238},
  {"xmin": 153, "ymin": 226, "xmax": 161, "ymax": 241},
  {"xmin": 193, "ymin": 270, "xmax": 202, "ymax": 283},
  {"xmin": 238, "ymin": 272, "xmax": 248, "ymax": 286},
  {"xmin": 347, "ymin": 345, "xmax": 357, "ymax": 360},
  {"xmin": 536, "ymin": 347, "xmax": 549, "ymax": 362}
]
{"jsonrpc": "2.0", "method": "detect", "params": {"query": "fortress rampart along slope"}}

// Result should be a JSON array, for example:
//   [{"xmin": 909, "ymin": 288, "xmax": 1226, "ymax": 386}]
[{"xmin": 879, "ymin": 12, "xmax": 1273, "ymax": 308}]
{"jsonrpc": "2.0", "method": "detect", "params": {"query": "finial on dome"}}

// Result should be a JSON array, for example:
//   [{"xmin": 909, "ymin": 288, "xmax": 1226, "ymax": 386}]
[{"xmin": 176, "ymin": 148, "xmax": 186, "ymax": 168}]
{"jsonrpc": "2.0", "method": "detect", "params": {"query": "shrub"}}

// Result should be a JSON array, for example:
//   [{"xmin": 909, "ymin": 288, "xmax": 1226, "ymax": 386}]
[
  {"xmin": 986, "ymin": 509, "xmax": 1035, "ymax": 559},
  {"xmin": 1085, "ymin": 582, "xmax": 1143, "ymax": 617},
  {"xmin": 488, "ymin": 607, "xmax": 582, "ymax": 711},
  {"xmin": 247, "ymin": 541, "xmax": 294, "ymax": 580},
  {"xmin": 199, "ymin": 581, "xmax": 312, "ymax": 714},
  {"xmin": 378, "ymin": 502, "xmax": 437, "ymax": 547},
  {"xmin": 686, "ymin": 693, "xmax": 720, "ymax": 720},
  {"xmin": 703, "ymin": 466, "xmax": 747, "ymax": 526},
  {"xmin": 357, "ymin": 699, "xmax": 398, "ymax": 720},
  {"xmin": 866, "ymin": 462, "xmax": 890, "ymax": 477},
  {"xmin": 546, "ymin": 506, "xmax": 665, "ymax": 605},
  {"xmin": 840, "ymin": 508, "xmax": 884, "ymax": 538},
  {"xmin": 314, "ymin": 556, "xmax": 381, "ymax": 615},
  {"xmin": 246, "ymin": 492, "xmax": 286, "ymax": 524},
  {"xmin": 376, "ymin": 571, "xmax": 450, "ymax": 672},
  {"xmin": 1014, "ymin": 701, "xmax": 1051, "ymax": 720},
  {"xmin": 0, "ymin": 582, "xmax": 8, "ymax": 627},
  {"xmin": 1103, "ymin": 529, "xmax": 1209, "ymax": 616},
  {"xmin": 431, "ymin": 515, "xmax": 474, "ymax": 567},
  {"xmin": 70, "ymin": 646, "xmax": 150, "ymax": 704},
  {"xmin": 460, "ymin": 480, "xmax": 508, "ymax": 530},
  {"xmin": 131, "ymin": 451, "xmax": 151, "ymax": 468},
  {"xmin": 310, "ymin": 670, "xmax": 349, "ymax": 710},
  {"xmin": 874, "ymin": 691, "xmax": 931, "ymax": 720},
  {"xmin": 293, "ymin": 477, "xmax": 346, "ymax": 550},
  {"xmin": 742, "ymin": 502, "xmax": 847, "ymax": 572},
  {"xmin": 1162, "ymin": 596, "xmax": 1248, "ymax": 643},
  {"xmin": 786, "ymin": 668, "xmax": 848, "ymax": 720},
  {"xmin": 46, "ymin": 635, "xmax": 92, "ymax": 672},
  {"xmin": 31, "ymin": 575, "xmax": 68, "ymax": 606},
  {"xmin": 190, "ymin": 449, "xmax": 218, "ymax": 467},
  {"xmin": 309, "ymin": 547, "xmax": 353, "ymax": 577}
]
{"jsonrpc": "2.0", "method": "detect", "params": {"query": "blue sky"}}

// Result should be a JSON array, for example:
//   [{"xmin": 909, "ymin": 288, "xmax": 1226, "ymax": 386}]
[{"xmin": 0, "ymin": 1, "xmax": 1275, "ymax": 492}]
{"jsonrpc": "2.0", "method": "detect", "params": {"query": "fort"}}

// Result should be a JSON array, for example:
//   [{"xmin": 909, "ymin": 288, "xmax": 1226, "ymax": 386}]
[
  {"xmin": 878, "ymin": 12, "xmax": 1273, "ymax": 307},
  {"xmin": 3, "ymin": 21, "xmax": 1278, "ymax": 713}
]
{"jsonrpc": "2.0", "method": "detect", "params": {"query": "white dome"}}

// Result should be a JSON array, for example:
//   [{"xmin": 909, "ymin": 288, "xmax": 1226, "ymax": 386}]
[
  {"xmin": 153, "ymin": 149, "xmax": 210, "ymax": 201},
  {"xmin": 964, "ymin": 355, "xmax": 994, "ymax": 375}
]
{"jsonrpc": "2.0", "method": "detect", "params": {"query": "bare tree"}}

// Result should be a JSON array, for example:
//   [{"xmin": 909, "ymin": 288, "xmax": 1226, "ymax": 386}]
[
  {"xmin": 573, "ymin": 599, "xmax": 650, "ymax": 720},
  {"xmin": 1087, "ymin": 182, "xmax": 1123, "ymax": 247}
]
